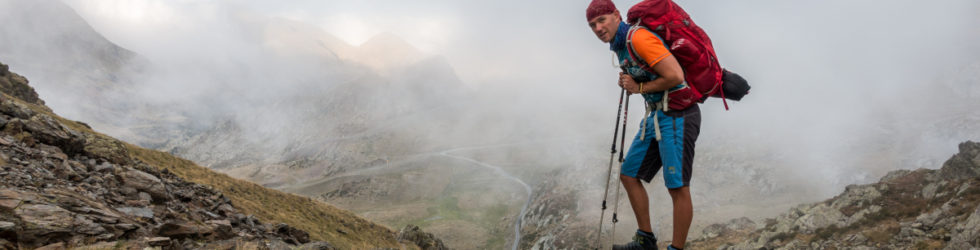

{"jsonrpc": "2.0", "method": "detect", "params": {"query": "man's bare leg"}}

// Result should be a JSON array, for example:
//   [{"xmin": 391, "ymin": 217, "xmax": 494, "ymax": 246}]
[
  {"xmin": 620, "ymin": 174, "xmax": 652, "ymax": 233},
  {"xmin": 667, "ymin": 186, "xmax": 692, "ymax": 248}
]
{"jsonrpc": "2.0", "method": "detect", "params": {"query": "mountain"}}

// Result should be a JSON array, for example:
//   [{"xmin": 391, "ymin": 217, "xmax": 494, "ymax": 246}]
[
  {"xmin": 261, "ymin": 17, "xmax": 352, "ymax": 66},
  {"xmin": 689, "ymin": 141, "xmax": 980, "ymax": 249},
  {"xmin": 0, "ymin": 0, "xmax": 145, "ymax": 123},
  {"xmin": 353, "ymin": 32, "xmax": 426, "ymax": 74},
  {"xmin": 260, "ymin": 18, "xmax": 425, "ymax": 74},
  {"xmin": 0, "ymin": 61, "xmax": 447, "ymax": 249}
]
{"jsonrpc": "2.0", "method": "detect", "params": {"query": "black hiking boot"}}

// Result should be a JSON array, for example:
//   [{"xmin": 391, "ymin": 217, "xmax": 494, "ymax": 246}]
[{"xmin": 612, "ymin": 230, "xmax": 657, "ymax": 250}]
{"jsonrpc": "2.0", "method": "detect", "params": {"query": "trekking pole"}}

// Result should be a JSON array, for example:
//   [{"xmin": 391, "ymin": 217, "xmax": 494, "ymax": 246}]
[
  {"xmin": 595, "ymin": 88, "xmax": 627, "ymax": 250},
  {"xmin": 610, "ymin": 92, "xmax": 630, "ymax": 246}
]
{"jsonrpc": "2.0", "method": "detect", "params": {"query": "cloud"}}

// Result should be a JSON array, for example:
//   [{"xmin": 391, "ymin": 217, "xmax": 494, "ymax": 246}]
[{"xmin": 47, "ymin": 0, "xmax": 980, "ymax": 201}]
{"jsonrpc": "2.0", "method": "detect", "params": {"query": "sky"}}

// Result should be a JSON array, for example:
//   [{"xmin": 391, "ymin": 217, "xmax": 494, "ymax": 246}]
[{"xmin": 46, "ymin": 0, "xmax": 980, "ymax": 194}]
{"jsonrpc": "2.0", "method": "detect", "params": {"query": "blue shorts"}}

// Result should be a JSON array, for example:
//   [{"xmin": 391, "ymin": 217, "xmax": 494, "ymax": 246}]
[{"xmin": 621, "ymin": 104, "xmax": 701, "ymax": 189}]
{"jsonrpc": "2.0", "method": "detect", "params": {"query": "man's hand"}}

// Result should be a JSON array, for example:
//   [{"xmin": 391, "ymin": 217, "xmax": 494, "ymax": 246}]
[{"xmin": 619, "ymin": 72, "xmax": 643, "ymax": 94}]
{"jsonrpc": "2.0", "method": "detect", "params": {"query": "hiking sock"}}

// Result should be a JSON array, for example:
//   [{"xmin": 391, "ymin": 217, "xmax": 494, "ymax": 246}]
[
  {"xmin": 666, "ymin": 245, "xmax": 683, "ymax": 250},
  {"xmin": 638, "ymin": 230, "xmax": 655, "ymax": 239},
  {"xmin": 612, "ymin": 229, "xmax": 658, "ymax": 250}
]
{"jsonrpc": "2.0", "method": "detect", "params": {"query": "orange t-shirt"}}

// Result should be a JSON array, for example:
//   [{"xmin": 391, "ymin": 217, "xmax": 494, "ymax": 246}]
[{"xmin": 630, "ymin": 28, "xmax": 672, "ymax": 67}]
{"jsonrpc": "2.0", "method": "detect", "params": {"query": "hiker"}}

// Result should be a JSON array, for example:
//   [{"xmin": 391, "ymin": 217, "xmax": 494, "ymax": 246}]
[{"xmin": 587, "ymin": 0, "xmax": 701, "ymax": 249}]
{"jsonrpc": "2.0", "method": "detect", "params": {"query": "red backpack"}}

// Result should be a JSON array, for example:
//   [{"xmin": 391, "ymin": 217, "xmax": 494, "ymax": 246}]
[{"xmin": 627, "ymin": 0, "xmax": 743, "ymax": 109}]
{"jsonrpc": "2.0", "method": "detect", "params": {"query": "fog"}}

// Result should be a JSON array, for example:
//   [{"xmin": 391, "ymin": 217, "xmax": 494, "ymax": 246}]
[{"xmin": 1, "ymin": 0, "xmax": 979, "ymax": 246}]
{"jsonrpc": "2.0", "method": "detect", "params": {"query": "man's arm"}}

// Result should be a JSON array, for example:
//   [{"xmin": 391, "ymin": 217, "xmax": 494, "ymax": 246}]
[
  {"xmin": 619, "ymin": 55, "xmax": 684, "ymax": 94},
  {"xmin": 618, "ymin": 28, "xmax": 685, "ymax": 94}
]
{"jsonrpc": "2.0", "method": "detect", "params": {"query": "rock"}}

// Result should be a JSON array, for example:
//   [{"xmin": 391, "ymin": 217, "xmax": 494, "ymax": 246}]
[
  {"xmin": 940, "ymin": 141, "xmax": 980, "ymax": 180},
  {"xmin": 71, "ymin": 216, "xmax": 106, "ymax": 236},
  {"xmin": 700, "ymin": 217, "xmax": 756, "ymax": 240},
  {"xmin": 92, "ymin": 162, "xmax": 114, "ymax": 173},
  {"xmin": 922, "ymin": 183, "xmax": 940, "ymax": 199},
  {"xmin": 275, "ymin": 223, "xmax": 310, "ymax": 244},
  {"xmin": 216, "ymin": 203, "xmax": 235, "ymax": 216},
  {"xmin": 207, "ymin": 220, "xmax": 234, "ymax": 240},
  {"xmin": 23, "ymin": 114, "xmax": 84, "ymax": 155},
  {"xmin": 15, "ymin": 204, "xmax": 74, "ymax": 232},
  {"xmin": 397, "ymin": 224, "xmax": 447, "ymax": 250},
  {"xmin": 116, "ymin": 206, "xmax": 154, "ymax": 219},
  {"xmin": 0, "ymin": 64, "xmax": 43, "ymax": 106},
  {"xmin": 880, "ymin": 169, "xmax": 912, "ymax": 182},
  {"xmin": 265, "ymin": 239, "xmax": 294, "ymax": 250},
  {"xmin": 114, "ymin": 223, "xmax": 138, "ymax": 231},
  {"xmin": 117, "ymin": 186, "xmax": 137, "ymax": 197},
  {"xmin": 81, "ymin": 133, "xmax": 132, "ymax": 166},
  {"xmin": 71, "ymin": 241, "xmax": 121, "ymax": 250},
  {"xmin": 119, "ymin": 170, "xmax": 169, "ymax": 201},
  {"xmin": 34, "ymin": 242, "xmax": 66, "ymax": 250},
  {"xmin": 147, "ymin": 236, "xmax": 172, "ymax": 246},
  {"xmin": 0, "ymin": 239, "xmax": 12, "ymax": 250},
  {"xmin": 945, "ymin": 205, "xmax": 980, "ymax": 249},
  {"xmin": 294, "ymin": 241, "xmax": 337, "ymax": 250},
  {"xmin": 0, "ymin": 99, "xmax": 35, "ymax": 120},
  {"xmin": 0, "ymin": 189, "xmax": 35, "ymax": 213},
  {"xmin": 13, "ymin": 204, "xmax": 76, "ymax": 247},
  {"xmin": 157, "ymin": 220, "xmax": 214, "ymax": 238},
  {"xmin": 137, "ymin": 192, "xmax": 153, "ymax": 203},
  {"xmin": 52, "ymin": 161, "xmax": 77, "ymax": 180},
  {"xmin": 794, "ymin": 204, "xmax": 845, "ymax": 232}
]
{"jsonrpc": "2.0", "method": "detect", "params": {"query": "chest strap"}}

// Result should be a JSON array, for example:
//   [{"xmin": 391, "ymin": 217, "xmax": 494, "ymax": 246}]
[{"xmin": 640, "ymin": 90, "xmax": 670, "ymax": 141}]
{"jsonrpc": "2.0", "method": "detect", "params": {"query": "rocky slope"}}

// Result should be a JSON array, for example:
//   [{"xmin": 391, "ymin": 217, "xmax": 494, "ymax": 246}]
[
  {"xmin": 688, "ymin": 141, "xmax": 980, "ymax": 249},
  {"xmin": 0, "ymin": 62, "xmax": 447, "ymax": 249}
]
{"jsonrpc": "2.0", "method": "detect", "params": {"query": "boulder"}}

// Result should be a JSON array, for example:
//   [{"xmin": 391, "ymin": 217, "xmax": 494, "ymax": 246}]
[
  {"xmin": 15, "ymin": 204, "xmax": 74, "ymax": 232},
  {"xmin": 119, "ymin": 170, "xmax": 169, "ymax": 201},
  {"xmin": 207, "ymin": 220, "xmax": 234, "ymax": 240},
  {"xmin": 275, "ymin": 223, "xmax": 310, "ymax": 244},
  {"xmin": 0, "ymin": 65, "xmax": 44, "ymax": 106},
  {"xmin": 23, "ymin": 114, "xmax": 85, "ymax": 155},
  {"xmin": 81, "ymin": 133, "xmax": 132, "ymax": 166},
  {"xmin": 0, "ymin": 189, "xmax": 37, "ymax": 213},
  {"xmin": 14, "ymin": 204, "xmax": 74, "ymax": 245},
  {"xmin": 397, "ymin": 225, "xmax": 447, "ymax": 250},
  {"xmin": 940, "ymin": 141, "xmax": 980, "ymax": 180},
  {"xmin": 0, "ymin": 98, "xmax": 35, "ymax": 120}
]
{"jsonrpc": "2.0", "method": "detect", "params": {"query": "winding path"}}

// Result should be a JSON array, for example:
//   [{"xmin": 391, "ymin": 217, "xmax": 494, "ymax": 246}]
[
  {"xmin": 438, "ymin": 150, "xmax": 532, "ymax": 250},
  {"xmin": 285, "ymin": 142, "xmax": 536, "ymax": 249}
]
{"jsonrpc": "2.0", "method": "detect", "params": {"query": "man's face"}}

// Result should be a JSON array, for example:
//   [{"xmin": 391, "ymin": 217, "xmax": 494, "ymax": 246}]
[{"xmin": 588, "ymin": 12, "xmax": 621, "ymax": 43}]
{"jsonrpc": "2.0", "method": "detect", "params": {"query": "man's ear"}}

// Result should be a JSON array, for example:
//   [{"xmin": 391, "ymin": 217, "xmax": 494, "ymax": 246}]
[{"xmin": 614, "ymin": 10, "xmax": 622, "ymax": 23}]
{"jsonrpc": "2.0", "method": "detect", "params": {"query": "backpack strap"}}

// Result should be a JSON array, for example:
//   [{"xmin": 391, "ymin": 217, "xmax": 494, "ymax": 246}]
[
  {"xmin": 624, "ymin": 24, "xmax": 657, "ymax": 74},
  {"xmin": 627, "ymin": 24, "xmax": 672, "ymax": 142}
]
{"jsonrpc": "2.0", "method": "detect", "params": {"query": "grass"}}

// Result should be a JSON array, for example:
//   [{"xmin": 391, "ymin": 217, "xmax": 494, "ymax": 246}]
[
  {"xmin": 126, "ymin": 144, "xmax": 404, "ymax": 249},
  {"xmin": 3, "ymin": 92, "xmax": 409, "ymax": 249},
  {"xmin": 392, "ymin": 187, "xmax": 515, "ymax": 249}
]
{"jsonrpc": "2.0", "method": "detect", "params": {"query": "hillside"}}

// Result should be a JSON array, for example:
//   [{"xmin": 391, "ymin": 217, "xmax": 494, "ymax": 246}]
[
  {"xmin": 688, "ymin": 141, "xmax": 980, "ymax": 249},
  {"xmin": 0, "ymin": 62, "xmax": 446, "ymax": 249}
]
